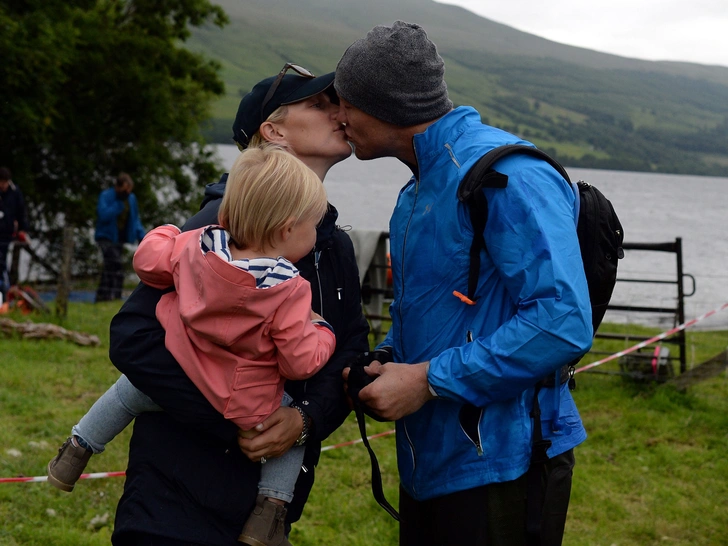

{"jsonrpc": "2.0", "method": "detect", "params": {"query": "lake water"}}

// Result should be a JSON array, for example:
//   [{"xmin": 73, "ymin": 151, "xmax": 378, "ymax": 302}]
[{"xmin": 216, "ymin": 144, "xmax": 728, "ymax": 331}]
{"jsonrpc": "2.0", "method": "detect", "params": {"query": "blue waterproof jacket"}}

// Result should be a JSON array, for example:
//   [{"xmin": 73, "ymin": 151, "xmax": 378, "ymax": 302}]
[
  {"xmin": 380, "ymin": 107, "xmax": 593, "ymax": 501},
  {"xmin": 94, "ymin": 188, "xmax": 146, "ymax": 244}
]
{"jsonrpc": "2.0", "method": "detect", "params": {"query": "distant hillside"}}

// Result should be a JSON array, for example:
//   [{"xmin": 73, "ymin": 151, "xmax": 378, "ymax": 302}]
[{"xmin": 189, "ymin": 0, "xmax": 728, "ymax": 176}]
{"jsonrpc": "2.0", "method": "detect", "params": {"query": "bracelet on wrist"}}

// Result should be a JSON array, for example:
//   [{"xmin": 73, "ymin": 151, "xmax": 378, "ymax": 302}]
[{"xmin": 290, "ymin": 403, "xmax": 311, "ymax": 446}]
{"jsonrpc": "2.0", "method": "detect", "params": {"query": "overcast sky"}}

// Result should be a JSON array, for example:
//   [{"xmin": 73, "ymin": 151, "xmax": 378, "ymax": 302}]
[{"xmin": 436, "ymin": 0, "xmax": 728, "ymax": 68}]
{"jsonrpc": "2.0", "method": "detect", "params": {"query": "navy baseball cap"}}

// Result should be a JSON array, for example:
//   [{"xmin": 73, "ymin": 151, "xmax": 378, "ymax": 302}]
[{"xmin": 232, "ymin": 67, "xmax": 336, "ymax": 149}]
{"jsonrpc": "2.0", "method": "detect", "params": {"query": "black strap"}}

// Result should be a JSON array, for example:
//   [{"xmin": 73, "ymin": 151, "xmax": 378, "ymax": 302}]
[
  {"xmin": 465, "ymin": 188, "xmax": 489, "ymax": 303},
  {"xmin": 461, "ymin": 144, "xmax": 571, "ymax": 187},
  {"xmin": 457, "ymin": 144, "xmax": 571, "ymax": 303},
  {"xmin": 526, "ymin": 385, "xmax": 552, "ymax": 545},
  {"xmin": 353, "ymin": 402, "xmax": 400, "ymax": 521},
  {"xmin": 457, "ymin": 144, "xmax": 577, "ymax": 543}
]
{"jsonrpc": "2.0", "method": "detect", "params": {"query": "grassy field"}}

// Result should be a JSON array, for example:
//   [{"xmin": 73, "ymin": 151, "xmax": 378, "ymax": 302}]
[{"xmin": 1, "ymin": 302, "xmax": 727, "ymax": 545}]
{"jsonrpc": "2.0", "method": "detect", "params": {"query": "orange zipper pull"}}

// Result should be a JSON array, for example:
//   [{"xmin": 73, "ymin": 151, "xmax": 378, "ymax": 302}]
[{"xmin": 452, "ymin": 290, "xmax": 476, "ymax": 305}]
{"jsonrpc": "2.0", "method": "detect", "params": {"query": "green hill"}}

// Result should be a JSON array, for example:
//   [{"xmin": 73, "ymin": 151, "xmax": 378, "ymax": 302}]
[{"xmin": 190, "ymin": 0, "xmax": 728, "ymax": 176}]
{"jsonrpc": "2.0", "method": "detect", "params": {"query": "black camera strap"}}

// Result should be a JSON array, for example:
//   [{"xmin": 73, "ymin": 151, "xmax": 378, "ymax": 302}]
[{"xmin": 352, "ymin": 402, "xmax": 400, "ymax": 521}]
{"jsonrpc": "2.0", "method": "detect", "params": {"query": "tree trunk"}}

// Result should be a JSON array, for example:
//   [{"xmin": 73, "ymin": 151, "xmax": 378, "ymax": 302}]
[{"xmin": 56, "ymin": 226, "xmax": 75, "ymax": 317}]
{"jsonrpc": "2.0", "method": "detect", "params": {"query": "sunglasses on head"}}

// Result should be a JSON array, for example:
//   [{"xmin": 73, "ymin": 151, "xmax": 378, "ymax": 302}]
[{"xmin": 260, "ymin": 63, "xmax": 315, "ymax": 118}]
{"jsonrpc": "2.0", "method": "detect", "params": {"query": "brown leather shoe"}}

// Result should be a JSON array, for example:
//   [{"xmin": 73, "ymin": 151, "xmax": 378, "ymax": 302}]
[
  {"xmin": 238, "ymin": 495, "xmax": 292, "ymax": 546},
  {"xmin": 47, "ymin": 437, "xmax": 92, "ymax": 492}
]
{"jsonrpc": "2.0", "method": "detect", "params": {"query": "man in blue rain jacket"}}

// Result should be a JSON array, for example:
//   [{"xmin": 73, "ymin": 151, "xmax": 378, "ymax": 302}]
[
  {"xmin": 94, "ymin": 172, "xmax": 145, "ymax": 302},
  {"xmin": 336, "ymin": 21, "xmax": 593, "ymax": 545}
]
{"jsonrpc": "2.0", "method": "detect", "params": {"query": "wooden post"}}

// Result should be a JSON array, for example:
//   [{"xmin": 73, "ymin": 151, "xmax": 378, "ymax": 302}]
[{"xmin": 56, "ymin": 225, "xmax": 74, "ymax": 318}]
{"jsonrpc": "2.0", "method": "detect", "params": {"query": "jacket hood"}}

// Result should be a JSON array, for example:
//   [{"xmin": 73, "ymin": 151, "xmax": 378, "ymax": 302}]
[
  {"xmin": 201, "ymin": 173, "xmax": 229, "ymax": 209},
  {"xmin": 176, "ymin": 227, "xmax": 303, "ymax": 348}
]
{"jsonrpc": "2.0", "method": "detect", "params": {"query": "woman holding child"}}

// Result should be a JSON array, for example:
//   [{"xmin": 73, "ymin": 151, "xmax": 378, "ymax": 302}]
[{"xmin": 50, "ymin": 65, "xmax": 370, "ymax": 546}]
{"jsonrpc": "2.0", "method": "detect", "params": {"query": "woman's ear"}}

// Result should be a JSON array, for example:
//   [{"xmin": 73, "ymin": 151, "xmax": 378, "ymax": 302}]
[{"xmin": 260, "ymin": 121, "xmax": 287, "ymax": 147}]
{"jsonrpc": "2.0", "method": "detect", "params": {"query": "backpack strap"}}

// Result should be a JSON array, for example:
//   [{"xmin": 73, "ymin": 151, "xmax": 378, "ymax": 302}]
[
  {"xmin": 526, "ymin": 385, "xmax": 552, "ymax": 545},
  {"xmin": 457, "ymin": 145, "xmax": 574, "ymax": 545},
  {"xmin": 456, "ymin": 144, "xmax": 571, "ymax": 303}
]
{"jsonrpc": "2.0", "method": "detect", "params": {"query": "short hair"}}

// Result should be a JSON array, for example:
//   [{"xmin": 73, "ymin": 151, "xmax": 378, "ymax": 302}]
[
  {"xmin": 0, "ymin": 167, "xmax": 11, "ymax": 181},
  {"xmin": 116, "ymin": 172, "xmax": 133, "ymax": 188},
  {"xmin": 218, "ymin": 146, "xmax": 328, "ymax": 250},
  {"xmin": 247, "ymin": 105, "xmax": 289, "ymax": 149}
]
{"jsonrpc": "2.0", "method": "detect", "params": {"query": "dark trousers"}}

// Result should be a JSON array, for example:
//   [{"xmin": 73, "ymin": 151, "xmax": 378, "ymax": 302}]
[
  {"xmin": 399, "ymin": 449, "xmax": 575, "ymax": 546},
  {"xmin": 0, "ymin": 241, "xmax": 10, "ymax": 300},
  {"xmin": 96, "ymin": 239, "xmax": 125, "ymax": 302}
]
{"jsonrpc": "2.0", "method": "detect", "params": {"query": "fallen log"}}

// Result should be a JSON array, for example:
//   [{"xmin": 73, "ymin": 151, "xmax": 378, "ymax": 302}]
[{"xmin": 0, "ymin": 318, "xmax": 100, "ymax": 347}]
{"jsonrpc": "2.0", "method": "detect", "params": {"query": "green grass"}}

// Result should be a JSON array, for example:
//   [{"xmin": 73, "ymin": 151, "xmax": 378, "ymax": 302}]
[{"xmin": 1, "ymin": 303, "xmax": 727, "ymax": 544}]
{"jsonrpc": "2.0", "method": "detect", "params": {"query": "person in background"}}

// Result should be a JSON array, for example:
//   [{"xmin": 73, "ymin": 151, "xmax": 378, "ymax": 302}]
[
  {"xmin": 107, "ymin": 65, "xmax": 370, "ymax": 545},
  {"xmin": 0, "ymin": 167, "xmax": 30, "ymax": 303},
  {"xmin": 94, "ymin": 172, "xmax": 145, "ymax": 302},
  {"xmin": 336, "ymin": 21, "xmax": 593, "ymax": 546}
]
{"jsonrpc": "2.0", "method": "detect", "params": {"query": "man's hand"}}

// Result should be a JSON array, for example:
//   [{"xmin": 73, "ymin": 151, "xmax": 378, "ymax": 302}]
[
  {"xmin": 237, "ymin": 406, "xmax": 303, "ymax": 462},
  {"xmin": 349, "ymin": 361, "xmax": 436, "ymax": 421}
]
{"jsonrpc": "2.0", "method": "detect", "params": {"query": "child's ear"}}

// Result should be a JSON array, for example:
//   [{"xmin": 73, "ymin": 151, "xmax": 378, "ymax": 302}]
[{"xmin": 278, "ymin": 217, "xmax": 296, "ymax": 242}]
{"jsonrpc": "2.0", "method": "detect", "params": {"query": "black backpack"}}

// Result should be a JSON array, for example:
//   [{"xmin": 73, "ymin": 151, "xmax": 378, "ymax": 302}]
[
  {"xmin": 456, "ymin": 144, "xmax": 625, "ymax": 336},
  {"xmin": 457, "ymin": 144, "xmax": 624, "ymax": 543}
]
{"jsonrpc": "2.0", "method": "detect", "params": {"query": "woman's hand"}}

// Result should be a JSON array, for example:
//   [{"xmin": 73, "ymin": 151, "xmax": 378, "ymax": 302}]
[{"xmin": 237, "ymin": 406, "xmax": 303, "ymax": 462}]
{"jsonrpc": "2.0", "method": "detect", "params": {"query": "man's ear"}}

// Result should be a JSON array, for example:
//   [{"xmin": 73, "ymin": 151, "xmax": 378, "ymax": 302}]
[{"xmin": 260, "ymin": 121, "xmax": 287, "ymax": 146}]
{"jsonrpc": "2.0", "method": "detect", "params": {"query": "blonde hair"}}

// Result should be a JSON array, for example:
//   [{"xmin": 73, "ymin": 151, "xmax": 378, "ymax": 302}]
[{"xmin": 218, "ymin": 145, "xmax": 328, "ymax": 250}]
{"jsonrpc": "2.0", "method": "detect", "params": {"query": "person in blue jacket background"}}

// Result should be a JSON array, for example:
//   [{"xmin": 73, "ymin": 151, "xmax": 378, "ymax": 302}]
[
  {"xmin": 94, "ymin": 172, "xmax": 146, "ymax": 302},
  {"xmin": 336, "ymin": 21, "xmax": 594, "ymax": 546}
]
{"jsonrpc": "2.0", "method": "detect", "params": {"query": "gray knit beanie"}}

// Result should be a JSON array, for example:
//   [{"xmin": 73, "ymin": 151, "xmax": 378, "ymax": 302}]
[{"xmin": 335, "ymin": 21, "xmax": 453, "ymax": 126}]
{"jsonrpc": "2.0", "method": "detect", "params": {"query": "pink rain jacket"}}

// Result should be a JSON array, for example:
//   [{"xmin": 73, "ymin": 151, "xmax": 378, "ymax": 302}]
[{"xmin": 133, "ymin": 225, "xmax": 336, "ymax": 430}]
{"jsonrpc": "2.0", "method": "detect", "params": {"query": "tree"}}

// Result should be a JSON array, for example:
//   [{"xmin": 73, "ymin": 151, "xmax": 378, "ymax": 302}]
[{"xmin": 0, "ymin": 0, "xmax": 228, "ymax": 276}]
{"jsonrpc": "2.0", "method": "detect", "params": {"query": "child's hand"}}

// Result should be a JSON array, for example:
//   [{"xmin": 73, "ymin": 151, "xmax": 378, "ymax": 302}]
[{"xmin": 310, "ymin": 310, "xmax": 325, "ymax": 322}]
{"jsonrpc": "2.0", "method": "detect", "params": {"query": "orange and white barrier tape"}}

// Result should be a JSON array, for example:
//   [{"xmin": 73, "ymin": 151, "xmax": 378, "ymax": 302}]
[
  {"xmin": 0, "ymin": 471, "xmax": 126, "ymax": 484},
  {"xmin": 0, "ymin": 431, "xmax": 396, "ymax": 484},
  {"xmin": 576, "ymin": 301, "xmax": 728, "ymax": 374},
  {"xmin": 321, "ymin": 429, "xmax": 394, "ymax": 452}
]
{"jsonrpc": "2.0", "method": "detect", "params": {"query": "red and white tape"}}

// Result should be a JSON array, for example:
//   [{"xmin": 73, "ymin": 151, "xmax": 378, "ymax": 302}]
[
  {"xmin": 3, "ymin": 302, "xmax": 726, "ymax": 485},
  {"xmin": 0, "ymin": 432, "xmax": 396, "ymax": 484},
  {"xmin": 0, "ymin": 471, "xmax": 126, "ymax": 484},
  {"xmin": 575, "ymin": 301, "xmax": 728, "ymax": 374}
]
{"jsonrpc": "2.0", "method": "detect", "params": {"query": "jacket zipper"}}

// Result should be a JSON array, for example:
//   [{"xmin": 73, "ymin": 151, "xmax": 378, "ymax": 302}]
[
  {"xmin": 461, "ymin": 331, "xmax": 484, "ymax": 454},
  {"xmin": 397, "ymin": 152, "xmax": 420, "ymax": 358},
  {"xmin": 314, "ymin": 249, "xmax": 324, "ymax": 314},
  {"xmin": 400, "ymin": 149, "xmax": 423, "ymax": 490},
  {"xmin": 403, "ymin": 420, "xmax": 418, "ymax": 496},
  {"xmin": 444, "ymin": 143, "xmax": 461, "ymax": 168},
  {"xmin": 300, "ymin": 248, "xmax": 324, "ymax": 401},
  {"xmin": 458, "ymin": 407, "xmax": 485, "ymax": 456}
]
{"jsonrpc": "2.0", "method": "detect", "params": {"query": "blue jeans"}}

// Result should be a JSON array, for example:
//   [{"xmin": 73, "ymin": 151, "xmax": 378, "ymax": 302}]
[
  {"xmin": 73, "ymin": 374, "xmax": 160, "ymax": 454},
  {"xmin": 74, "ymin": 375, "xmax": 302, "ymax": 505},
  {"xmin": 257, "ymin": 392, "xmax": 305, "ymax": 504}
]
